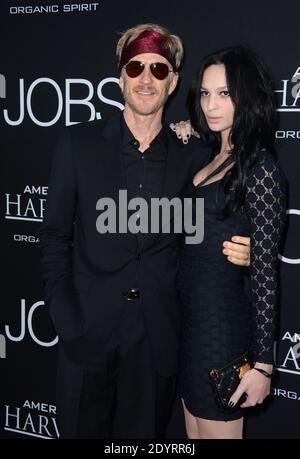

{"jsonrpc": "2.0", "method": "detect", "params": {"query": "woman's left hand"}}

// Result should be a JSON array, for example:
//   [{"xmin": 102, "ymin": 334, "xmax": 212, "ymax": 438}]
[{"xmin": 228, "ymin": 363, "xmax": 273, "ymax": 408}]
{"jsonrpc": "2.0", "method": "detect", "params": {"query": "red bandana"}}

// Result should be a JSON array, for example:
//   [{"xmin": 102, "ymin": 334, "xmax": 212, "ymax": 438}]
[{"xmin": 118, "ymin": 30, "xmax": 175, "ymax": 70}]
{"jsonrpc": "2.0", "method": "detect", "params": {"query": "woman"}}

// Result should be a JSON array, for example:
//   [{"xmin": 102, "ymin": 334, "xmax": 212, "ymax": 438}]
[{"xmin": 173, "ymin": 47, "xmax": 286, "ymax": 439}]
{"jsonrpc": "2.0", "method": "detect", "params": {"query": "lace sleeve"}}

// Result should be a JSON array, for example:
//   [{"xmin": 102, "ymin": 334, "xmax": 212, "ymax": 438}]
[{"xmin": 244, "ymin": 153, "xmax": 286, "ymax": 364}]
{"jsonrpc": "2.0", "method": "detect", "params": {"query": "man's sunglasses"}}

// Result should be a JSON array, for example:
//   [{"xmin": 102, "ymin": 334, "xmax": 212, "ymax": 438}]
[{"xmin": 124, "ymin": 60, "xmax": 174, "ymax": 80}]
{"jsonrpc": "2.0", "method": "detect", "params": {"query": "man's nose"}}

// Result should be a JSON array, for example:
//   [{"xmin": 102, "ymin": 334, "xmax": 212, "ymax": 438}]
[{"xmin": 140, "ymin": 64, "xmax": 153, "ymax": 83}]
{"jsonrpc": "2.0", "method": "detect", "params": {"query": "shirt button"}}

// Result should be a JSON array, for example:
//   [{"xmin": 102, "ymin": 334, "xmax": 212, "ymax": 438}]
[
  {"xmin": 139, "ymin": 184, "xmax": 143, "ymax": 189},
  {"xmin": 133, "ymin": 140, "xmax": 138, "ymax": 146},
  {"xmin": 141, "ymin": 155, "xmax": 144, "ymax": 159}
]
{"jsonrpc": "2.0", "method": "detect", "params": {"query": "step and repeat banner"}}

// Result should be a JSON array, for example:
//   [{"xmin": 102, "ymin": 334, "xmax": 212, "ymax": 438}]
[{"xmin": 0, "ymin": 0, "xmax": 299, "ymax": 439}]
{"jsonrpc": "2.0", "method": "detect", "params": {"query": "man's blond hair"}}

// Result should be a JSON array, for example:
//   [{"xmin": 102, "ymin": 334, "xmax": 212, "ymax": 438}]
[{"xmin": 116, "ymin": 23, "xmax": 184, "ymax": 70}]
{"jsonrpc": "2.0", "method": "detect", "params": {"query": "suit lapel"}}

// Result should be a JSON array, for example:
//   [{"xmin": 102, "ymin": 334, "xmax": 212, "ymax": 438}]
[
  {"xmin": 97, "ymin": 113, "xmax": 139, "ymax": 252},
  {"xmin": 161, "ymin": 133, "xmax": 186, "ymax": 201},
  {"xmin": 99, "ymin": 116, "xmax": 187, "ymax": 252},
  {"xmin": 100, "ymin": 113, "xmax": 126, "ymax": 194}
]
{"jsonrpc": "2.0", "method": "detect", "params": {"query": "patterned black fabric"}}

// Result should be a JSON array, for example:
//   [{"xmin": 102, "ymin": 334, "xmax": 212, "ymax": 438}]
[
  {"xmin": 244, "ymin": 157, "xmax": 286, "ymax": 363},
  {"xmin": 177, "ymin": 151, "xmax": 286, "ymax": 421}
]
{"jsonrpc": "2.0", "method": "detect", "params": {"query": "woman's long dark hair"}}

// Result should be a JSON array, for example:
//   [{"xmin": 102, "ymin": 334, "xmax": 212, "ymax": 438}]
[{"xmin": 188, "ymin": 46, "xmax": 277, "ymax": 216}]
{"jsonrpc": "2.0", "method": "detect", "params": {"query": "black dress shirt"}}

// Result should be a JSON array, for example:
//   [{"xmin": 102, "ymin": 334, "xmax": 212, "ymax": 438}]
[{"xmin": 121, "ymin": 114, "xmax": 168, "ymax": 202}]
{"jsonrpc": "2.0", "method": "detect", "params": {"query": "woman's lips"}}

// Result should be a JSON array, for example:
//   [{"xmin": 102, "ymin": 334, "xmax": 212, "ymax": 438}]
[{"xmin": 207, "ymin": 116, "xmax": 222, "ymax": 123}]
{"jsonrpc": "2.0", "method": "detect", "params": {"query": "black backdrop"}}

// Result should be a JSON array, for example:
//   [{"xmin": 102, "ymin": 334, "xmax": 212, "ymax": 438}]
[{"xmin": 1, "ymin": 0, "xmax": 300, "ymax": 439}]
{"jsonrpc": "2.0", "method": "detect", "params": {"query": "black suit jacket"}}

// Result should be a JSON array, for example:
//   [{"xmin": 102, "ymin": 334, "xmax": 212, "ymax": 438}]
[{"xmin": 38, "ymin": 113, "xmax": 211, "ymax": 376}]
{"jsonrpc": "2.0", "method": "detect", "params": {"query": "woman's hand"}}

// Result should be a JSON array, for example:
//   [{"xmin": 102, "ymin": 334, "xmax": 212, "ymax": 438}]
[
  {"xmin": 229, "ymin": 363, "xmax": 273, "ymax": 408},
  {"xmin": 169, "ymin": 120, "xmax": 200, "ymax": 144}
]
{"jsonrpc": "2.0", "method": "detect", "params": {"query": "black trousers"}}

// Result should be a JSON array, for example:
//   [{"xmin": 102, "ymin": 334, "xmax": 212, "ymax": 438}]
[{"xmin": 56, "ymin": 304, "xmax": 176, "ymax": 439}]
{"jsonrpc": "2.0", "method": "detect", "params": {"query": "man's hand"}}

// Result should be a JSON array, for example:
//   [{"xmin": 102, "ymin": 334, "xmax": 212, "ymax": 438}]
[{"xmin": 223, "ymin": 236, "xmax": 250, "ymax": 267}]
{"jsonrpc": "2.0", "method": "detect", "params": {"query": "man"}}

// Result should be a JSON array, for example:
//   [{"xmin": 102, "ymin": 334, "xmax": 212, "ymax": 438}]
[{"xmin": 38, "ymin": 23, "xmax": 250, "ymax": 439}]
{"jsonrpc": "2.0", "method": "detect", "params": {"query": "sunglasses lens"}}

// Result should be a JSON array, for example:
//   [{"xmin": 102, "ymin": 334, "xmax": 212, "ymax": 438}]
[
  {"xmin": 125, "ymin": 61, "xmax": 171, "ymax": 80},
  {"xmin": 125, "ymin": 61, "xmax": 144, "ymax": 78},
  {"xmin": 150, "ymin": 63, "xmax": 170, "ymax": 80}
]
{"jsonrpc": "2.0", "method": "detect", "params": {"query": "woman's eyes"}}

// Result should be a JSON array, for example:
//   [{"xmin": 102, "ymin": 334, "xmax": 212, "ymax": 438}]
[{"xmin": 200, "ymin": 90, "xmax": 230, "ymax": 97}]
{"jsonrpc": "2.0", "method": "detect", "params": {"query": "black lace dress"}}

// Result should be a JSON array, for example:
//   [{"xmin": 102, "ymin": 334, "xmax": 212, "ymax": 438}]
[{"xmin": 177, "ymin": 151, "xmax": 286, "ymax": 421}]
